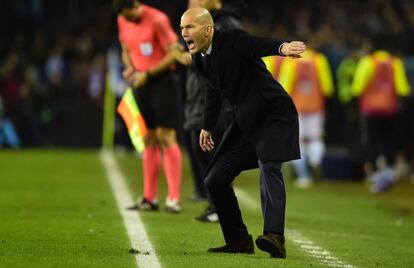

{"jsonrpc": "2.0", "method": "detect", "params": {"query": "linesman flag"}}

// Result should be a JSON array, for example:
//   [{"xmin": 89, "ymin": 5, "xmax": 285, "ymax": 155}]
[{"xmin": 117, "ymin": 87, "xmax": 147, "ymax": 153}]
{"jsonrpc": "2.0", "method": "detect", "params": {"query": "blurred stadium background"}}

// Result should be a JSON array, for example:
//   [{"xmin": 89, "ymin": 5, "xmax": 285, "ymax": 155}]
[
  {"xmin": 2, "ymin": 0, "xmax": 413, "ymax": 149},
  {"xmin": 1, "ymin": 0, "xmax": 414, "ymax": 267}
]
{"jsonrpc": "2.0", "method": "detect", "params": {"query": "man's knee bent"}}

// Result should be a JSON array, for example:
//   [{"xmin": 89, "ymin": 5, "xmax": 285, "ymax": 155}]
[{"xmin": 204, "ymin": 170, "xmax": 233, "ymax": 191}]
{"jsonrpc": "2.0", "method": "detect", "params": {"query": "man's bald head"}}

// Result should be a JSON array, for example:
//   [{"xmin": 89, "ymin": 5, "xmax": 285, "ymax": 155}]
[
  {"xmin": 181, "ymin": 7, "xmax": 215, "ymax": 54},
  {"xmin": 182, "ymin": 7, "xmax": 214, "ymax": 27}
]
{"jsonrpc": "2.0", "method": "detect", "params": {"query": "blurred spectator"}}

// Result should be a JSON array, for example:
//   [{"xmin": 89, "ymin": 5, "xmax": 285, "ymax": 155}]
[
  {"xmin": 335, "ymin": 44, "xmax": 366, "ymax": 151},
  {"xmin": 45, "ymin": 40, "xmax": 66, "ymax": 93},
  {"xmin": 0, "ymin": 96, "xmax": 20, "ymax": 149},
  {"xmin": 337, "ymin": 52, "xmax": 358, "ymax": 103},
  {"xmin": 88, "ymin": 53, "xmax": 105, "ymax": 102},
  {"xmin": 1, "ymin": 52, "xmax": 20, "ymax": 105},
  {"xmin": 278, "ymin": 46, "xmax": 334, "ymax": 188},
  {"xmin": 0, "ymin": 0, "xmax": 413, "ymax": 155},
  {"xmin": 0, "ymin": 51, "xmax": 43, "ymax": 146},
  {"xmin": 351, "ymin": 48, "xmax": 410, "ymax": 193},
  {"xmin": 262, "ymin": 55, "xmax": 285, "ymax": 81}
]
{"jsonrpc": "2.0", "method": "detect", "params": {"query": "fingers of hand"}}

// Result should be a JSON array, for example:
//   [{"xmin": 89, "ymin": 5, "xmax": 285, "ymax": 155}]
[
  {"xmin": 205, "ymin": 138, "xmax": 214, "ymax": 151},
  {"xmin": 123, "ymin": 69, "xmax": 134, "ymax": 79},
  {"xmin": 199, "ymin": 133, "xmax": 214, "ymax": 151},
  {"xmin": 171, "ymin": 50, "xmax": 181, "ymax": 58},
  {"xmin": 289, "ymin": 41, "xmax": 306, "ymax": 54},
  {"xmin": 209, "ymin": 137, "xmax": 214, "ymax": 146},
  {"xmin": 199, "ymin": 134, "xmax": 206, "ymax": 151}
]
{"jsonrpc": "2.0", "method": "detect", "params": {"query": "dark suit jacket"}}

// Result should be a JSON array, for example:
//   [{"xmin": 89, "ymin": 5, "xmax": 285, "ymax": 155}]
[{"xmin": 193, "ymin": 29, "xmax": 300, "ymax": 163}]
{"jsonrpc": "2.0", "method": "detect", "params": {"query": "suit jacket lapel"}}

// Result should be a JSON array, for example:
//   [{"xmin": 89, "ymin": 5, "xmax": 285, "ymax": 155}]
[
  {"xmin": 191, "ymin": 30, "xmax": 221, "ymax": 89},
  {"xmin": 193, "ymin": 54, "xmax": 203, "ymax": 71},
  {"xmin": 210, "ymin": 30, "xmax": 221, "ymax": 90}
]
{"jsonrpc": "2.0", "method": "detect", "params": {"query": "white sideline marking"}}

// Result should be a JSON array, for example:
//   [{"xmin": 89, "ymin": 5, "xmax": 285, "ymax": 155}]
[
  {"xmin": 100, "ymin": 150, "xmax": 161, "ymax": 268},
  {"xmin": 234, "ymin": 187, "xmax": 355, "ymax": 268},
  {"xmin": 288, "ymin": 229, "xmax": 355, "ymax": 268}
]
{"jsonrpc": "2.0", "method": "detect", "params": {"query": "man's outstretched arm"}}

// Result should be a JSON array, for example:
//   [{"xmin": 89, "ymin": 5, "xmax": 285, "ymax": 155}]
[{"xmin": 231, "ymin": 30, "xmax": 306, "ymax": 58}]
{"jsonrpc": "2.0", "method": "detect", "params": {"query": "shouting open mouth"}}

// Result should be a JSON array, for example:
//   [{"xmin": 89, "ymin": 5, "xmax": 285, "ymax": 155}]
[{"xmin": 186, "ymin": 39, "xmax": 196, "ymax": 51}]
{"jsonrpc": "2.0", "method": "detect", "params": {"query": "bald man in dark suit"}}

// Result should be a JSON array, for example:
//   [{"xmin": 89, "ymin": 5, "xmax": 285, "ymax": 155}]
[{"xmin": 180, "ymin": 7, "xmax": 306, "ymax": 258}]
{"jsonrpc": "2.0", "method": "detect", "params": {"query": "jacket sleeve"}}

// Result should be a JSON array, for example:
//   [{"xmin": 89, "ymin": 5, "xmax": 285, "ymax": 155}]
[
  {"xmin": 351, "ymin": 56, "xmax": 374, "ymax": 97},
  {"xmin": 316, "ymin": 53, "xmax": 334, "ymax": 97},
  {"xmin": 230, "ymin": 30, "xmax": 287, "ymax": 58},
  {"xmin": 202, "ymin": 83, "xmax": 222, "ymax": 131},
  {"xmin": 393, "ymin": 58, "xmax": 410, "ymax": 96}
]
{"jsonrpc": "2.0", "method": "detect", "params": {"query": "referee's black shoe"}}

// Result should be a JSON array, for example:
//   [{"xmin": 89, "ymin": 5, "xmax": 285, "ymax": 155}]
[
  {"xmin": 127, "ymin": 198, "xmax": 159, "ymax": 211},
  {"xmin": 255, "ymin": 233, "xmax": 286, "ymax": 258}
]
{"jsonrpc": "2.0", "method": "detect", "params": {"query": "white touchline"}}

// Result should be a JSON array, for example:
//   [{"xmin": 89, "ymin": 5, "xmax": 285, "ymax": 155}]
[
  {"xmin": 100, "ymin": 150, "xmax": 162, "ymax": 268},
  {"xmin": 288, "ymin": 230, "xmax": 355, "ymax": 268},
  {"xmin": 234, "ymin": 187, "xmax": 355, "ymax": 268}
]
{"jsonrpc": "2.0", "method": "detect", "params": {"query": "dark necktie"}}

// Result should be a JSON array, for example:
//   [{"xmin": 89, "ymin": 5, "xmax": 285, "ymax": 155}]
[{"xmin": 201, "ymin": 55, "xmax": 211, "ymax": 73}]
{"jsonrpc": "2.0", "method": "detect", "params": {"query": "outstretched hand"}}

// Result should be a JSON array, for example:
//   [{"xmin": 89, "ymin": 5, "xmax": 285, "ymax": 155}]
[
  {"xmin": 170, "ymin": 43, "xmax": 192, "ymax": 66},
  {"xmin": 172, "ymin": 50, "xmax": 192, "ymax": 66},
  {"xmin": 281, "ymin": 41, "xmax": 306, "ymax": 58},
  {"xmin": 122, "ymin": 66, "xmax": 135, "ymax": 80}
]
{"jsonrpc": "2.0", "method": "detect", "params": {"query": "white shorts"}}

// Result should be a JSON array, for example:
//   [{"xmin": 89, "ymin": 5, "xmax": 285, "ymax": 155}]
[{"xmin": 298, "ymin": 112, "xmax": 325, "ymax": 140}]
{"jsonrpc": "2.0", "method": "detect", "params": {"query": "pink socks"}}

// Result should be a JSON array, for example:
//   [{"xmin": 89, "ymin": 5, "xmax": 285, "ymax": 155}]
[
  {"xmin": 142, "ymin": 144, "xmax": 182, "ymax": 202},
  {"xmin": 142, "ymin": 146, "xmax": 161, "ymax": 202},
  {"xmin": 162, "ymin": 144, "xmax": 182, "ymax": 202}
]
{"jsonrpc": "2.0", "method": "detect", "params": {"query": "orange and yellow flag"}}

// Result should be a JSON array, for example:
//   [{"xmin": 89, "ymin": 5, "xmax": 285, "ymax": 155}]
[{"xmin": 117, "ymin": 87, "xmax": 147, "ymax": 153}]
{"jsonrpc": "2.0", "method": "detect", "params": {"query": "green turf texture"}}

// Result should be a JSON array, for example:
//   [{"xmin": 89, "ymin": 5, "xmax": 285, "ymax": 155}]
[
  {"xmin": 0, "ymin": 150, "xmax": 136, "ymax": 268},
  {"xmin": 1, "ymin": 150, "xmax": 414, "ymax": 267}
]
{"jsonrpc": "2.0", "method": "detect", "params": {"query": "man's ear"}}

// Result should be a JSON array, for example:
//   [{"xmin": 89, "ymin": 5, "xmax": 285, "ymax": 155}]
[{"xmin": 205, "ymin": 26, "xmax": 212, "ymax": 37}]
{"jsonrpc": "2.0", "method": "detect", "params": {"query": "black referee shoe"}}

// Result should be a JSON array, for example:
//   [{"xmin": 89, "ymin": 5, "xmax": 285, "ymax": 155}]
[
  {"xmin": 194, "ymin": 210, "xmax": 219, "ymax": 223},
  {"xmin": 127, "ymin": 198, "xmax": 159, "ymax": 211}
]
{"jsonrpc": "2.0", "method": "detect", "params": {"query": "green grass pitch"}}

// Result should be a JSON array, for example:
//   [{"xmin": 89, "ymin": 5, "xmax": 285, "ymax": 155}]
[{"xmin": 0, "ymin": 150, "xmax": 413, "ymax": 267}]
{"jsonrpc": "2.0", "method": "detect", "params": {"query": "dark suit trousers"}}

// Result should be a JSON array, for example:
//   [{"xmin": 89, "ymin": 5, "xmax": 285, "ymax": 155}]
[
  {"xmin": 205, "ymin": 124, "xmax": 286, "ymax": 244},
  {"xmin": 259, "ymin": 160, "xmax": 285, "ymax": 236}
]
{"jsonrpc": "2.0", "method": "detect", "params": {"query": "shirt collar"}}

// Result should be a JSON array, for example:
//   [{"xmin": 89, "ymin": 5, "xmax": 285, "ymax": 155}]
[{"xmin": 201, "ymin": 42, "xmax": 213, "ymax": 57}]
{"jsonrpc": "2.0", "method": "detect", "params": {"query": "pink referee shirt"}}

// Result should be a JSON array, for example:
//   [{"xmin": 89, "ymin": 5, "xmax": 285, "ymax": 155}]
[{"xmin": 117, "ymin": 4, "xmax": 178, "ymax": 72}]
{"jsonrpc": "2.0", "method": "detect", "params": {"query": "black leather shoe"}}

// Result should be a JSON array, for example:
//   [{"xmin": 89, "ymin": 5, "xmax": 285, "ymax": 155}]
[
  {"xmin": 194, "ymin": 209, "xmax": 219, "ymax": 223},
  {"xmin": 207, "ymin": 235, "xmax": 254, "ymax": 254},
  {"xmin": 255, "ymin": 233, "xmax": 286, "ymax": 258}
]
